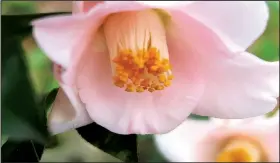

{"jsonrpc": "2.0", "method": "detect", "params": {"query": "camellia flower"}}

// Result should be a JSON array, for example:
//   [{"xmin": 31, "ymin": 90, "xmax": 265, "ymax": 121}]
[
  {"xmin": 154, "ymin": 112, "xmax": 279, "ymax": 162},
  {"xmin": 32, "ymin": 1, "xmax": 279, "ymax": 134}
]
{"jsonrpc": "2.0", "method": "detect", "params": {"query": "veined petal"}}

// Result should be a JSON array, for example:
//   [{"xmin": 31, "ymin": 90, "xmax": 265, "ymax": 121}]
[
  {"xmin": 193, "ymin": 51, "xmax": 279, "ymax": 118},
  {"xmin": 76, "ymin": 37, "xmax": 203, "ymax": 134},
  {"xmin": 183, "ymin": 1, "xmax": 269, "ymax": 51},
  {"xmin": 104, "ymin": 10, "xmax": 174, "ymax": 93},
  {"xmin": 71, "ymin": 2, "xmax": 205, "ymax": 134}
]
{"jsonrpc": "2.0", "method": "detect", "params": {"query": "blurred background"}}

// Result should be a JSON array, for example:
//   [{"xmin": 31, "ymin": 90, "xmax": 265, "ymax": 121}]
[{"xmin": 1, "ymin": 1, "xmax": 279, "ymax": 162}]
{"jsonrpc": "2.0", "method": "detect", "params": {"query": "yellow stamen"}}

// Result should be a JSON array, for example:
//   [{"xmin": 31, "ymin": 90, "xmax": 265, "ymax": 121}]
[
  {"xmin": 216, "ymin": 148, "xmax": 254, "ymax": 162},
  {"xmin": 216, "ymin": 137, "xmax": 265, "ymax": 162},
  {"xmin": 111, "ymin": 47, "xmax": 172, "ymax": 93},
  {"xmin": 125, "ymin": 84, "xmax": 135, "ymax": 92},
  {"xmin": 104, "ymin": 9, "xmax": 173, "ymax": 93}
]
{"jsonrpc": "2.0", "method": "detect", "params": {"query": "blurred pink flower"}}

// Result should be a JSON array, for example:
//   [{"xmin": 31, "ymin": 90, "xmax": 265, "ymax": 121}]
[
  {"xmin": 155, "ymin": 113, "xmax": 279, "ymax": 162},
  {"xmin": 32, "ymin": 1, "xmax": 279, "ymax": 134}
]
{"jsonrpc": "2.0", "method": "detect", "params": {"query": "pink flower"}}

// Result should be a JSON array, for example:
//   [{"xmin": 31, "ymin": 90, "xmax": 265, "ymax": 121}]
[
  {"xmin": 155, "ymin": 113, "xmax": 279, "ymax": 162},
  {"xmin": 32, "ymin": 1, "xmax": 279, "ymax": 134}
]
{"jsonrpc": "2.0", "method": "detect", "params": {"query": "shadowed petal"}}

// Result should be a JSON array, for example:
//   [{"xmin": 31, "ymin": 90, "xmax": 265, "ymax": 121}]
[{"xmin": 48, "ymin": 65, "xmax": 92, "ymax": 135}]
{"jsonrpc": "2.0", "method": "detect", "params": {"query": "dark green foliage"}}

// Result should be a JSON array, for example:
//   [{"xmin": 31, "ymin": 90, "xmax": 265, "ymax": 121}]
[
  {"xmin": 2, "ymin": 139, "xmax": 45, "ymax": 162},
  {"xmin": 77, "ymin": 123, "xmax": 138, "ymax": 162}
]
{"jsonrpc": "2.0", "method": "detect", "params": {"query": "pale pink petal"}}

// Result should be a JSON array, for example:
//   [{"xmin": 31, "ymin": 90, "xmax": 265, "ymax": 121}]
[
  {"xmin": 32, "ymin": 1, "xmax": 226, "ymax": 82},
  {"xmin": 76, "ymin": 40, "xmax": 203, "ymax": 134},
  {"xmin": 138, "ymin": 1, "xmax": 195, "ymax": 8},
  {"xmin": 33, "ymin": 1, "xmax": 205, "ymax": 135},
  {"xmin": 183, "ymin": 1, "xmax": 269, "ymax": 51},
  {"xmin": 33, "ymin": 1, "xmax": 274, "ymax": 134},
  {"xmin": 261, "ymin": 125, "xmax": 279, "ymax": 162},
  {"xmin": 164, "ymin": 8, "xmax": 278, "ymax": 118},
  {"xmin": 48, "ymin": 65, "xmax": 92, "ymax": 135},
  {"xmin": 32, "ymin": 14, "xmax": 94, "ymax": 68},
  {"xmin": 72, "ymin": 1, "xmax": 103, "ymax": 14},
  {"xmin": 154, "ymin": 120, "xmax": 216, "ymax": 162},
  {"xmin": 67, "ymin": 2, "xmax": 209, "ymax": 135},
  {"xmin": 69, "ymin": 1, "xmax": 274, "ymax": 134},
  {"xmin": 192, "ymin": 51, "xmax": 279, "ymax": 118}
]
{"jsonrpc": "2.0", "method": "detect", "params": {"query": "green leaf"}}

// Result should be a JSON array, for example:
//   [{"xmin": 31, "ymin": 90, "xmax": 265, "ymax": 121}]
[
  {"xmin": 255, "ymin": 40, "xmax": 279, "ymax": 61},
  {"xmin": 2, "ymin": 16, "xmax": 55, "ymax": 144},
  {"xmin": 2, "ymin": 37, "xmax": 50, "ymax": 143},
  {"xmin": 2, "ymin": 1, "xmax": 36, "ymax": 15},
  {"xmin": 2, "ymin": 139, "xmax": 45, "ymax": 162},
  {"xmin": 137, "ymin": 135, "xmax": 167, "ymax": 162},
  {"xmin": 266, "ymin": 107, "xmax": 279, "ymax": 118},
  {"xmin": 26, "ymin": 47, "xmax": 59, "ymax": 94},
  {"xmin": 76, "ymin": 123, "xmax": 138, "ymax": 162},
  {"xmin": 188, "ymin": 114, "xmax": 209, "ymax": 121},
  {"xmin": 2, "ymin": 13, "xmax": 70, "ymax": 144},
  {"xmin": 2, "ymin": 135, "xmax": 9, "ymax": 147},
  {"xmin": 248, "ymin": 1, "xmax": 279, "ymax": 61}
]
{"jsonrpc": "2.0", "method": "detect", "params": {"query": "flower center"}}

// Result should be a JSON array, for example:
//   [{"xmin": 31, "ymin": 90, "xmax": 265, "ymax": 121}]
[
  {"xmin": 216, "ymin": 137, "xmax": 263, "ymax": 162},
  {"xmin": 103, "ymin": 9, "xmax": 173, "ymax": 93}
]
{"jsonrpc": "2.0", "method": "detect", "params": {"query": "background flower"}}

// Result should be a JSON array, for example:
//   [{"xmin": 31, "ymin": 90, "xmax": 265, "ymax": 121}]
[{"xmin": 154, "ymin": 112, "xmax": 279, "ymax": 162}]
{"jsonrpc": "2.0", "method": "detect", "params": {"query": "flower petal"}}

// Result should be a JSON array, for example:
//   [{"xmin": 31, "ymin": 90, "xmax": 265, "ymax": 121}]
[
  {"xmin": 65, "ymin": 1, "xmax": 205, "ymax": 135},
  {"xmin": 32, "ymin": 14, "xmax": 94, "ymax": 68},
  {"xmin": 76, "ymin": 44, "xmax": 203, "ymax": 134},
  {"xmin": 164, "ymin": 9, "xmax": 278, "ymax": 118},
  {"xmin": 193, "ymin": 51, "xmax": 279, "ymax": 118},
  {"xmin": 71, "ymin": 1, "xmax": 270, "ymax": 134},
  {"xmin": 138, "ymin": 1, "xmax": 195, "ymax": 8},
  {"xmin": 261, "ymin": 125, "xmax": 279, "ymax": 162},
  {"xmin": 34, "ymin": 1, "xmax": 273, "ymax": 134},
  {"xmin": 33, "ymin": 1, "xmax": 204, "ymax": 135},
  {"xmin": 184, "ymin": 1, "xmax": 269, "ymax": 51},
  {"xmin": 48, "ymin": 65, "xmax": 92, "ymax": 135},
  {"xmin": 72, "ymin": 1, "xmax": 103, "ymax": 13},
  {"xmin": 32, "ymin": 1, "xmax": 198, "ymax": 82},
  {"xmin": 154, "ymin": 120, "xmax": 216, "ymax": 162}
]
